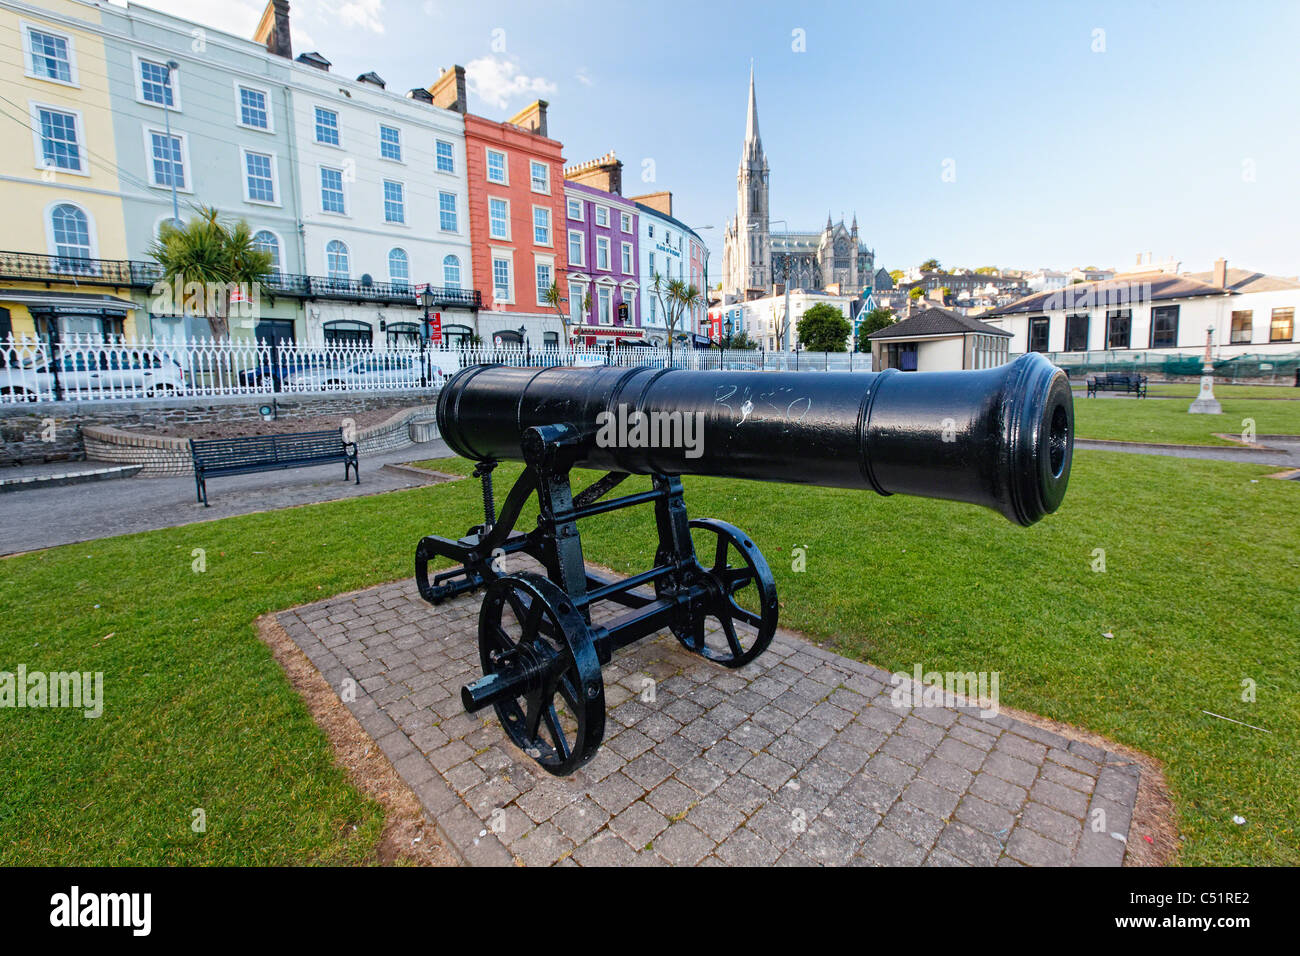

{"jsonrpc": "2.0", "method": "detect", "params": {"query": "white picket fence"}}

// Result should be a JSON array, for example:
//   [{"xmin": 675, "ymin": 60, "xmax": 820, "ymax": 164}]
[{"xmin": 0, "ymin": 334, "xmax": 873, "ymax": 404}]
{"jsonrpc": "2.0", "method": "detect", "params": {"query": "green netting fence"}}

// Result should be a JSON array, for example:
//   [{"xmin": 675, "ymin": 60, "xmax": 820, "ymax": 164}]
[{"xmin": 1035, "ymin": 350, "xmax": 1300, "ymax": 384}]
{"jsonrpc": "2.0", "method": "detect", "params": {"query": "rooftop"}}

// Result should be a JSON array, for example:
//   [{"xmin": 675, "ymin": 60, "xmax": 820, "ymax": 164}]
[{"xmin": 868, "ymin": 307, "xmax": 1012, "ymax": 340}]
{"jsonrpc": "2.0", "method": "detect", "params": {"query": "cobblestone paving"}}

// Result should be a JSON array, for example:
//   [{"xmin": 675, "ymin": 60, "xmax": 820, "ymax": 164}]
[{"xmin": 278, "ymin": 576, "xmax": 1140, "ymax": 867}]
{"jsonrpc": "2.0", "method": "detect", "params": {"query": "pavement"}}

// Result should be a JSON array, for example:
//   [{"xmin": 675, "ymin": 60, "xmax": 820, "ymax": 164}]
[
  {"xmin": 1076, "ymin": 437, "xmax": 1300, "ymax": 467},
  {"xmin": 0, "ymin": 440, "xmax": 452, "ymax": 556},
  {"xmin": 277, "ymin": 568, "xmax": 1144, "ymax": 867}
]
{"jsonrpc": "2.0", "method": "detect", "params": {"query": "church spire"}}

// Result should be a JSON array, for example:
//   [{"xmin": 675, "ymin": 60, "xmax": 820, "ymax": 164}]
[{"xmin": 745, "ymin": 61, "xmax": 761, "ymax": 151}]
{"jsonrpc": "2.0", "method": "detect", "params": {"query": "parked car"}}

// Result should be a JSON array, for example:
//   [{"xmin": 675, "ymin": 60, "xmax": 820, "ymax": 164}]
[
  {"xmin": 0, "ymin": 348, "xmax": 186, "ymax": 400},
  {"xmin": 238, "ymin": 353, "xmax": 340, "ymax": 389},
  {"xmin": 285, "ymin": 354, "xmax": 427, "ymax": 391}
]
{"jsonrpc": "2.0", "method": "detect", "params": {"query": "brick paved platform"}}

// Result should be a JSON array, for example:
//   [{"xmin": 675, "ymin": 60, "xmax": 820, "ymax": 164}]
[{"xmin": 278, "ymin": 575, "xmax": 1141, "ymax": 867}]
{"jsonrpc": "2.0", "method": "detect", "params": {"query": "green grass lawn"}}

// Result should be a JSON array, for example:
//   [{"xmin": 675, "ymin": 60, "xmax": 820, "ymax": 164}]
[
  {"xmin": 1074, "ymin": 397, "xmax": 1300, "ymax": 445},
  {"xmin": 1140, "ymin": 383, "xmax": 1300, "ymax": 400},
  {"xmin": 2, "ymin": 450, "xmax": 1297, "ymax": 865}
]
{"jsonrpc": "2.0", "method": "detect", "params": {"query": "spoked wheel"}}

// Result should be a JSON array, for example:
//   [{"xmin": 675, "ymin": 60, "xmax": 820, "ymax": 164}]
[
  {"xmin": 475, "ymin": 573, "xmax": 605, "ymax": 775},
  {"xmin": 666, "ymin": 518, "xmax": 779, "ymax": 668}
]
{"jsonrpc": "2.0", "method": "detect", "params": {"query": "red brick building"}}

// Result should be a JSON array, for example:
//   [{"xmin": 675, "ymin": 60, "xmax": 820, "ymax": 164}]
[{"xmin": 463, "ymin": 101, "xmax": 567, "ymax": 347}]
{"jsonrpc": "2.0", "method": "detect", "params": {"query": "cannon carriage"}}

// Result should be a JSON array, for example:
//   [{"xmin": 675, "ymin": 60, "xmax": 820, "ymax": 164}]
[{"xmin": 415, "ymin": 353, "xmax": 1074, "ymax": 775}]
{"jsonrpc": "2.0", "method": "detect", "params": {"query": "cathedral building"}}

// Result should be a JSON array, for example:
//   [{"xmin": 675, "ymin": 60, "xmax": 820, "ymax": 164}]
[{"xmin": 721, "ymin": 68, "xmax": 875, "ymax": 300}]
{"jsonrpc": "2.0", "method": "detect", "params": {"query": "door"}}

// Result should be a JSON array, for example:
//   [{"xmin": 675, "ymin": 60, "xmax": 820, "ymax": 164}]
[{"xmin": 900, "ymin": 345, "xmax": 918, "ymax": 371}]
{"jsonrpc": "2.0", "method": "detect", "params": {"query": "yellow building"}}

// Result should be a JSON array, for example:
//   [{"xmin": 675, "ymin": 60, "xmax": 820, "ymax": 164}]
[{"xmin": 0, "ymin": 0, "xmax": 138, "ymax": 341}]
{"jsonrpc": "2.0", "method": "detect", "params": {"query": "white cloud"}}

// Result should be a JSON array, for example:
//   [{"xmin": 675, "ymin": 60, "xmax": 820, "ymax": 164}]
[
  {"xmin": 326, "ymin": 0, "xmax": 386, "ymax": 34},
  {"xmin": 465, "ymin": 55, "xmax": 557, "ymax": 111},
  {"xmin": 575, "ymin": 68, "xmax": 593, "ymax": 87}
]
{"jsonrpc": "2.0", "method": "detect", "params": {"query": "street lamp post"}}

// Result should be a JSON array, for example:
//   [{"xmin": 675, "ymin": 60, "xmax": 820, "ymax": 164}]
[
  {"xmin": 419, "ymin": 287, "xmax": 434, "ymax": 387},
  {"xmin": 161, "ymin": 61, "xmax": 180, "ymax": 227}
]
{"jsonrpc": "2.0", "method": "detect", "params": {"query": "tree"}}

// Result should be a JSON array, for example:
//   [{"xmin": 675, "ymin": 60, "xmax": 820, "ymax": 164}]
[
  {"xmin": 919, "ymin": 258, "xmax": 942, "ymax": 273},
  {"xmin": 796, "ymin": 303, "xmax": 851, "ymax": 352},
  {"xmin": 543, "ymin": 282, "xmax": 572, "ymax": 350},
  {"xmin": 854, "ymin": 307, "xmax": 895, "ymax": 352},
  {"xmin": 974, "ymin": 266, "xmax": 998, "ymax": 275},
  {"xmin": 939, "ymin": 285, "xmax": 953, "ymax": 304},
  {"xmin": 651, "ymin": 273, "xmax": 701, "ymax": 359},
  {"xmin": 888, "ymin": 269, "xmax": 905, "ymax": 283},
  {"xmin": 908, "ymin": 286, "xmax": 925, "ymax": 300},
  {"xmin": 728, "ymin": 329, "xmax": 759, "ymax": 350},
  {"xmin": 149, "ymin": 205, "xmax": 271, "ymax": 338}
]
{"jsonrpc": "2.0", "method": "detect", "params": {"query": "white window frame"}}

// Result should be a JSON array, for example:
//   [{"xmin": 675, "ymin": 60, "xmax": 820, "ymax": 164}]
[
  {"xmin": 491, "ymin": 250, "xmax": 514, "ymax": 304},
  {"xmin": 438, "ymin": 191, "xmax": 459, "ymax": 233},
  {"xmin": 620, "ymin": 211, "xmax": 632, "ymax": 232},
  {"xmin": 530, "ymin": 159, "xmax": 549, "ymax": 194},
  {"xmin": 568, "ymin": 230, "xmax": 585, "ymax": 267},
  {"xmin": 234, "ymin": 81, "xmax": 273, "ymax": 132},
  {"xmin": 325, "ymin": 239, "xmax": 350, "ymax": 279},
  {"xmin": 388, "ymin": 247, "xmax": 411, "ymax": 285},
  {"xmin": 435, "ymin": 139, "xmax": 455, "ymax": 173},
  {"xmin": 488, "ymin": 196, "xmax": 511, "ymax": 240},
  {"xmin": 532, "ymin": 205, "xmax": 552, "ymax": 247},
  {"xmin": 23, "ymin": 21, "xmax": 78, "ymax": 87},
  {"xmin": 133, "ymin": 53, "xmax": 181, "ymax": 110},
  {"xmin": 240, "ymin": 147, "xmax": 280, "ymax": 205},
  {"xmin": 485, "ymin": 147, "xmax": 508, "ymax": 185},
  {"xmin": 314, "ymin": 105, "xmax": 342, "ymax": 147},
  {"xmin": 568, "ymin": 281, "xmax": 586, "ymax": 322},
  {"xmin": 44, "ymin": 199, "xmax": 98, "ymax": 260},
  {"xmin": 594, "ymin": 205, "xmax": 609, "ymax": 227},
  {"xmin": 534, "ymin": 253, "xmax": 555, "ymax": 307},
  {"xmin": 318, "ymin": 164, "xmax": 348, "ymax": 215},
  {"xmin": 251, "ymin": 228, "xmax": 283, "ymax": 273},
  {"xmin": 621, "ymin": 290, "xmax": 636, "ymax": 325},
  {"xmin": 29, "ymin": 102, "xmax": 88, "ymax": 176},
  {"xmin": 596, "ymin": 236, "xmax": 611, "ymax": 271},
  {"xmin": 378, "ymin": 123, "xmax": 403, "ymax": 163},
  {"xmin": 382, "ymin": 179, "xmax": 407, "ymax": 224},
  {"xmin": 621, "ymin": 241, "xmax": 633, "ymax": 274},
  {"xmin": 143, "ymin": 125, "xmax": 192, "ymax": 192},
  {"xmin": 567, "ymin": 196, "xmax": 583, "ymax": 220},
  {"xmin": 597, "ymin": 285, "xmax": 613, "ymax": 325}
]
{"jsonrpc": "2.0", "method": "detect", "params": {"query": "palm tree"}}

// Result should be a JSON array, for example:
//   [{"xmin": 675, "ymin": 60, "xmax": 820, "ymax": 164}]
[
  {"xmin": 544, "ymin": 282, "xmax": 570, "ymax": 351},
  {"xmin": 149, "ymin": 205, "xmax": 272, "ymax": 339},
  {"xmin": 666, "ymin": 279, "xmax": 702, "ymax": 360}
]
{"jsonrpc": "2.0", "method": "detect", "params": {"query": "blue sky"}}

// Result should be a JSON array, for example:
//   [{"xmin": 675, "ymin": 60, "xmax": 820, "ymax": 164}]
[{"xmin": 136, "ymin": 0, "xmax": 1300, "ymax": 277}]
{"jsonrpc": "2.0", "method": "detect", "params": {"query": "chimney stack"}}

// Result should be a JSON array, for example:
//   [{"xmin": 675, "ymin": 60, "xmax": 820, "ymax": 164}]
[
  {"xmin": 429, "ymin": 66, "xmax": 466, "ymax": 113},
  {"xmin": 254, "ymin": 0, "xmax": 293, "ymax": 60},
  {"xmin": 1213, "ymin": 258, "xmax": 1228, "ymax": 289},
  {"xmin": 563, "ymin": 151, "xmax": 623, "ymax": 195},
  {"xmin": 508, "ymin": 99, "xmax": 548, "ymax": 138}
]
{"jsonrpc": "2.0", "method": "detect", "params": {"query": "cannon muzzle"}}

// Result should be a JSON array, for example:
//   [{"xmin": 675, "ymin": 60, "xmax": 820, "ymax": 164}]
[{"xmin": 437, "ymin": 352, "xmax": 1073, "ymax": 526}]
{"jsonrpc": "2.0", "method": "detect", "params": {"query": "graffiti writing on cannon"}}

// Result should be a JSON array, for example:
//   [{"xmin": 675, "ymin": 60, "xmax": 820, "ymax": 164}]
[{"xmin": 714, "ymin": 382, "xmax": 813, "ymax": 428}]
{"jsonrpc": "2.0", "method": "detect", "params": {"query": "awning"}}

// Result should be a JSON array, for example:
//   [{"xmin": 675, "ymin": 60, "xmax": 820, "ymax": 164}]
[
  {"xmin": 0, "ymin": 289, "xmax": 137, "ymax": 315},
  {"xmin": 571, "ymin": 326, "xmax": 645, "ymax": 339}
]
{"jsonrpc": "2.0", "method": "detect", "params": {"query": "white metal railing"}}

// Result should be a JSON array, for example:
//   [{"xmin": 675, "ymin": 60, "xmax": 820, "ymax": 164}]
[{"xmin": 0, "ymin": 334, "xmax": 875, "ymax": 404}]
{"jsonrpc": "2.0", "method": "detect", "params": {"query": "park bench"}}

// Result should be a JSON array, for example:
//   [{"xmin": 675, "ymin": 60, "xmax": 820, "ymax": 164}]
[
  {"xmin": 190, "ymin": 428, "xmax": 358, "ymax": 506},
  {"xmin": 1086, "ymin": 373, "xmax": 1148, "ymax": 397}
]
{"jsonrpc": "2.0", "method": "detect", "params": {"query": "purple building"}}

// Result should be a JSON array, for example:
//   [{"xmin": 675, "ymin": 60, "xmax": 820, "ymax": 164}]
[{"xmin": 562, "ymin": 155, "xmax": 641, "ymax": 346}]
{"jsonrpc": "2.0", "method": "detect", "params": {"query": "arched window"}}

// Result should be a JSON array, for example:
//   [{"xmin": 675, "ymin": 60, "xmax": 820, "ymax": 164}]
[
  {"xmin": 326, "ymin": 240, "xmax": 349, "ymax": 280},
  {"xmin": 252, "ymin": 230, "xmax": 281, "ymax": 273},
  {"xmin": 442, "ymin": 254, "xmax": 461, "ymax": 289},
  {"xmin": 388, "ymin": 247, "xmax": 410, "ymax": 287},
  {"xmin": 442, "ymin": 323, "xmax": 472, "ymax": 348},
  {"xmin": 50, "ymin": 203, "xmax": 92, "ymax": 267}
]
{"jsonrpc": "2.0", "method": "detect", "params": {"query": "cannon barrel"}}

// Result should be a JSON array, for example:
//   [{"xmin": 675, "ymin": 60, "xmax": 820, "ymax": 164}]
[{"xmin": 436, "ymin": 352, "xmax": 1073, "ymax": 526}]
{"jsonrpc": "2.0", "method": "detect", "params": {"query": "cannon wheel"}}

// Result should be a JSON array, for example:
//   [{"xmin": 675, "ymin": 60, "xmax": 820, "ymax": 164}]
[
  {"xmin": 666, "ymin": 518, "xmax": 779, "ymax": 668},
  {"xmin": 477, "ymin": 572, "xmax": 605, "ymax": 775}
]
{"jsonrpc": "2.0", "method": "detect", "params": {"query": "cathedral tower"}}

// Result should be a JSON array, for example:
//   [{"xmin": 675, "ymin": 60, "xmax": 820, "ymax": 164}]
[{"xmin": 722, "ymin": 66, "xmax": 770, "ymax": 297}]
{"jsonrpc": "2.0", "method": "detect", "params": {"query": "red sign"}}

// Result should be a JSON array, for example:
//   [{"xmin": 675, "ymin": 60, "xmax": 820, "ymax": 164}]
[
  {"xmin": 428, "ymin": 311, "xmax": 442, "ymax": 343},
  {"xmin": 710, "ymin": 312, "xmax": 722, "ymax": 340}
]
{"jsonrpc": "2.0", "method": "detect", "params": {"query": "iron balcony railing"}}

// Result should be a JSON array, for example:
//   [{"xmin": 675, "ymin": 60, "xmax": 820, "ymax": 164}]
[{"xmin": 0, "ymin": 250, "xmax": 482, "ymax": 308}]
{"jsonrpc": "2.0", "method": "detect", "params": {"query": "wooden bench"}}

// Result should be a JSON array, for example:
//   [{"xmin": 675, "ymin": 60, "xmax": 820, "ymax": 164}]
[
  {"xmin": 190, "ymin": 428, "xmax": 358, "ymax": 506},
  {"xmin": 1086, "ymin": 373, "xmax": 1148, "ymax": 397}
]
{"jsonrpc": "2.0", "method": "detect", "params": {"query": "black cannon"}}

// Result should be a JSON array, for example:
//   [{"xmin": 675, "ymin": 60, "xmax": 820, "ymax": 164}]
[{"xmin": 415, "ymin": 352, "xmax": 1074, "ymax": 774}]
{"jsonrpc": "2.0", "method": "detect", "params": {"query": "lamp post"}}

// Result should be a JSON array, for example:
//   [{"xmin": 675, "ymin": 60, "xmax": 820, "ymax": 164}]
[
  {"xmin": 419, "ymin": 287, "xmax": 434, "ymax": 387},
  {"xmin": 161, "ymin": 61, "xmax": 180, "ymax": 227}
]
